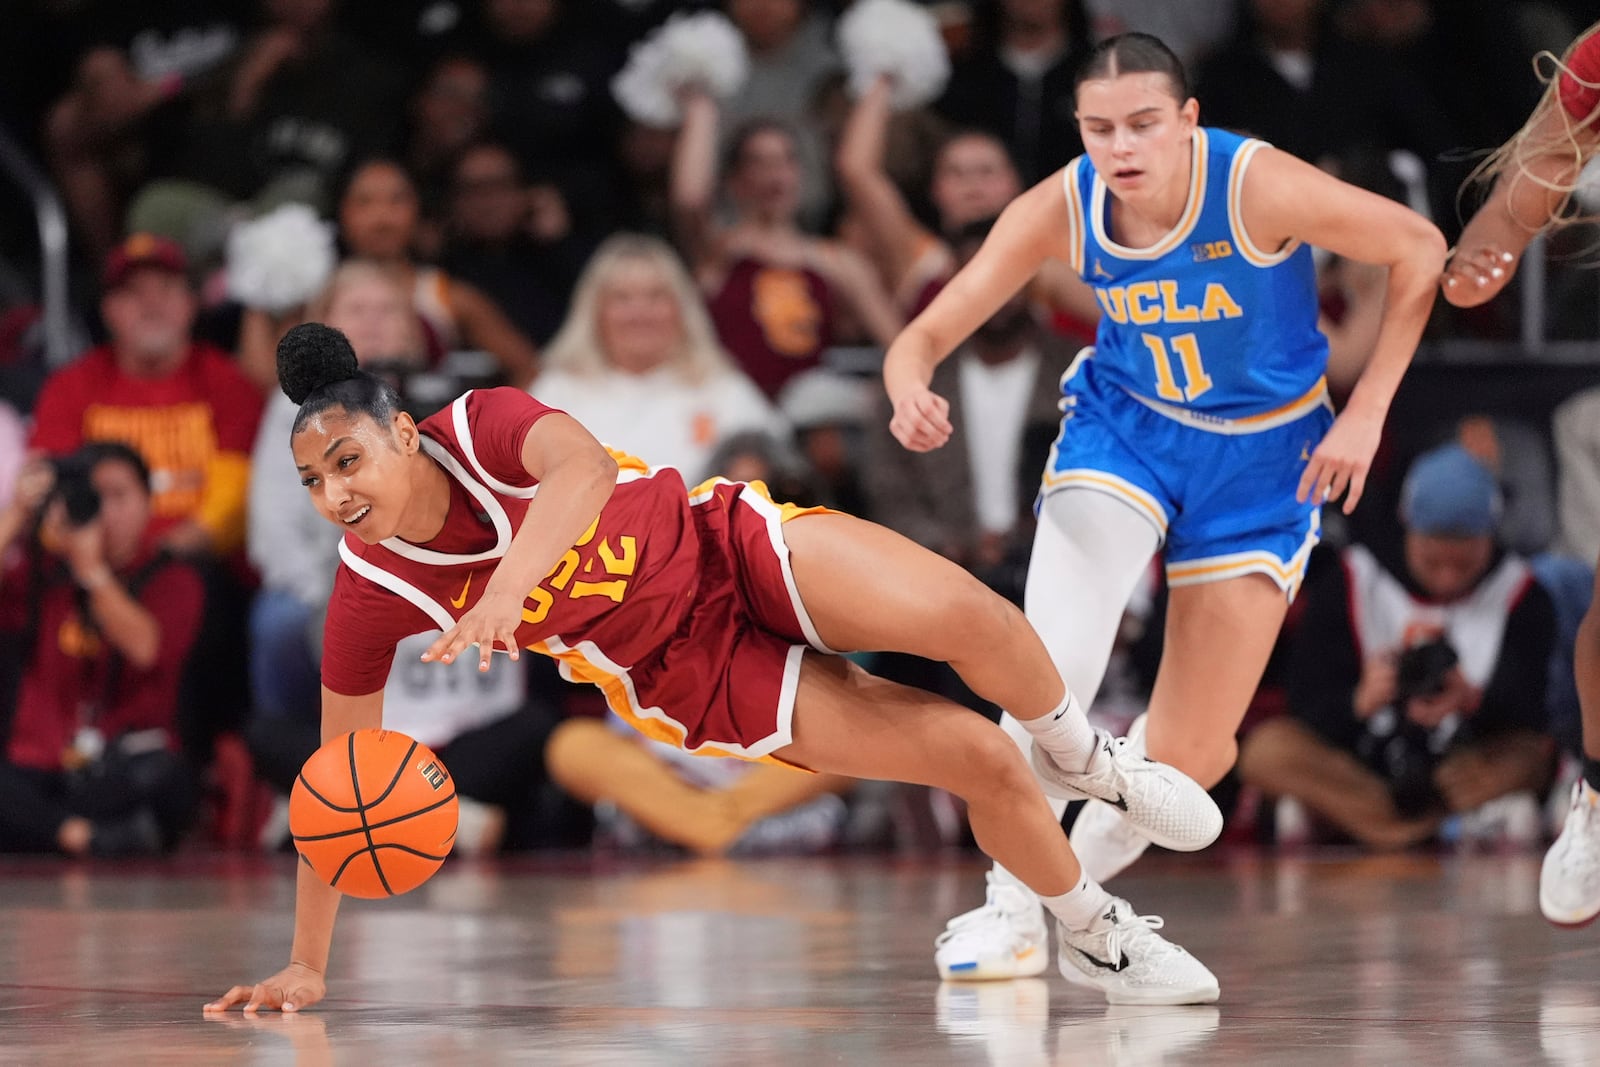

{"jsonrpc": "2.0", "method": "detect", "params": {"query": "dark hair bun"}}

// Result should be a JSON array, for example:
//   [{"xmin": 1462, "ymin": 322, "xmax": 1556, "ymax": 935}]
[{"xmin": 277, "ymin": 322, "xmax": 360, "ymax": 404}]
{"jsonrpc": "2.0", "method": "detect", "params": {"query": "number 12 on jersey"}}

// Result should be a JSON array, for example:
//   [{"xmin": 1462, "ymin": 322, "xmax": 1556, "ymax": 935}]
[{"xmin": 1142, "ymin": 333, "xmax": 1213, "ymax": 403}]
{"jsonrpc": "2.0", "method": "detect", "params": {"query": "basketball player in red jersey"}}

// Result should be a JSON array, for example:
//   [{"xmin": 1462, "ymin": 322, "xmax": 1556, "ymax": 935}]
[
  {"xmin": 206, "ymin": 322, "xmax": 1225, "ymax": 1011},
  {"xmin": 1441, "ymin": 21, "xmax": 1600, "ymax": 928}
]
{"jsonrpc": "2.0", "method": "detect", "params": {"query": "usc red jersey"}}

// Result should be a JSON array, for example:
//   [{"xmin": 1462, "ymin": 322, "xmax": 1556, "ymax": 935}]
[
  {"xmin": 322, "ymin": 387, "xmax": 702, "ymax": 696},
  {"xmin": 321, "ymin": 388, "xmax": 840, "ymax": 763}
]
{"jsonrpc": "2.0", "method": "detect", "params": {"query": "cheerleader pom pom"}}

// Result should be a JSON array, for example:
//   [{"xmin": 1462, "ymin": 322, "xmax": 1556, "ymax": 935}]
[
  {"xmin": 612, "ymin": 12, "xmax": 749, "ymax": 127},
  {"xmin": 225, "ymin": 203, "xmax": 336, "ymax": 314},
  {"xmin": 837, "ymin": 0, "xmax": 950, "ymax": 110}
]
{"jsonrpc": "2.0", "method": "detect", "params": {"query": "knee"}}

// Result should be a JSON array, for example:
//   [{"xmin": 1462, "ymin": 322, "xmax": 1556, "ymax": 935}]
[
  {"xmin": 946, "ymin": 582, "xmax": 1030, "ymax": 657},
  {"xmin": 950, "ymin": 723, "xmax": 1037, "ymax": 802}
]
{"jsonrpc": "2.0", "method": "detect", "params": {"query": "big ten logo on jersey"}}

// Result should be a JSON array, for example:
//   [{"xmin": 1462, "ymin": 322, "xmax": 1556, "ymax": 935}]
[
  {"xmin": 417, "ymin": 758, "xmax": 449, "ymax": 790},
  {"xmin": 1094, "ymin": 280, "xmax": 1244, "ymax": 326},
  {"xmin": 522, "ymin": 515, "xmax": 638, "ymax": 624},
  {"xmin": 1191, "ymin": 240, "xmax": 1233, "ymax": 263}
]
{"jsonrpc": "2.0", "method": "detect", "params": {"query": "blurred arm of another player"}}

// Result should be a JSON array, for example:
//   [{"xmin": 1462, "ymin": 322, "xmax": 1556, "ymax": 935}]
[
  {"xmin": 204, "ymin": 687, "xmax": 382, "ymax": 1013},
  {"xmin": 882, "ymin": 176, "xmax": 1075, "ymax": 453},
  {"xmin": 1444, "ymin": 26, "xmax": 1600, "ymax": 307}
]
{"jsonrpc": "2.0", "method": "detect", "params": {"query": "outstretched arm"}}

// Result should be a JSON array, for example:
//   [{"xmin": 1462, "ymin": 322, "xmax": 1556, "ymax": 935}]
[
  {"xmin": 882, "ymin": 174, "xmax": 1074, "ymax": 451},
  {"xmin": 421, "ymin": 412, "xmax": 618, "ymax": 671},
  {"xmin": 670, "ymin": 89, "xmax": 722, "ymax": 275},
  {"xmin": 205, "ymin": 686, "xmax": 384, "ymax": 1013},
  {"xmin": 1240, "ymin": 147, "xmax": 1448, "ymax": 512},
  {"xmin": 834, "ymin": 75, "xmax": 935, "ymax": 294},
  {"xmin": 1444, "ymin": 90, "xmax": 1600, "ymax": 306}
]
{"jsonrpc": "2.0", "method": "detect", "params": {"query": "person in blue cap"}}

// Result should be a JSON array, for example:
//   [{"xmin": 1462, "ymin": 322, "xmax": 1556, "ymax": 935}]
[{"xmin": 1235, "ymin": 444, "xmax": 1558, "ymax": 850}]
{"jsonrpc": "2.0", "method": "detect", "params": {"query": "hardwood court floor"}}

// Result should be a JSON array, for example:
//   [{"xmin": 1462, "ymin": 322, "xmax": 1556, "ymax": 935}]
[{"xmin": 1, "ymin": 850, "xmax": 1597, "ymax": 1066}]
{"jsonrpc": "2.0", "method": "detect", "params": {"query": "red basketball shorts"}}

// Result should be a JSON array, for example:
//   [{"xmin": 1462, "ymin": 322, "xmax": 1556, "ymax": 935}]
[{"xmin": 549, "ymin": 479, "xmax": 836, "ymax": 765}]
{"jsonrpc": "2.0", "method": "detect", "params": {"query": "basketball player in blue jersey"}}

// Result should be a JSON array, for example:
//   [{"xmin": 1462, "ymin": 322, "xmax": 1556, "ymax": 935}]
[{"xmin": 884, "ymin": 33, "xmax": 1447, "ymax": 989}]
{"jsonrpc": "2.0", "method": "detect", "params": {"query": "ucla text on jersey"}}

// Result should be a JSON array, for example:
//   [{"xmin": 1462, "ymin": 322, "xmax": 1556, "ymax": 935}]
[{"xmin": 1061, "ymin": 127, "xmax": 1330, "ymax": 432}]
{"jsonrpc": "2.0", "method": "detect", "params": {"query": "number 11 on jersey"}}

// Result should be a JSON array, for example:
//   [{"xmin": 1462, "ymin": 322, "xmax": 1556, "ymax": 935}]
[{"xmin": 1142, "ymin": 333, "xmax": 1213, "ymax": 402}]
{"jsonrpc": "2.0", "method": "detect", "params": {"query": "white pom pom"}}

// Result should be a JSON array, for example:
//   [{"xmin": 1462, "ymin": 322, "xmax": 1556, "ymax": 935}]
[
  {"xmin": 837, "ymin": 0, "xmax": 951, "ymax": 110},
  {"xmin": 612, "ymin": 12, "xmax": 749, "ymax": 127},
  {"xmin": 225, "ymin": 203, "xmax": 336, "ymax": 314}
]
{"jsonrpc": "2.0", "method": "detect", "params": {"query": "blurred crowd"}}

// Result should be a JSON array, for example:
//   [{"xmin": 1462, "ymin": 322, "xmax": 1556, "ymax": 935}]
[{"xmin": 1, "ymin": 0, "xmax": 1599, "ymax": 861}]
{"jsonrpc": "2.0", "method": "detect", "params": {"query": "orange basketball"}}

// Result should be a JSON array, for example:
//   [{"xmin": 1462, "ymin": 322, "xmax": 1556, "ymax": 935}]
[{"xmin": 290, "ymin": 729, "xmax": 459, "ymax": 898}]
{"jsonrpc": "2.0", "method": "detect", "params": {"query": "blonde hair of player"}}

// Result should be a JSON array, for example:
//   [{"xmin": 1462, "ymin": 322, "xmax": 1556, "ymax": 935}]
[
  {"xmin": 1466, "ymin": 22, "xmax": 1600, "ymax": 231},
  {"xmin": 541, "ymin": 233, "xmax": 736, "ymax": 385}
]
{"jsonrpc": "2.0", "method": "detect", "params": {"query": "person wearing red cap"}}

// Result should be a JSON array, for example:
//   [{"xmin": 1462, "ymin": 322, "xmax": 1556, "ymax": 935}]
[{"xmin": 28, "ymin": 233, "xmax": 263, "ymax": 557}]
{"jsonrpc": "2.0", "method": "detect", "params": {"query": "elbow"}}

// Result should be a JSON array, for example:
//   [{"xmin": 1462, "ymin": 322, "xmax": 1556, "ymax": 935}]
[
  {"xmin": 1411, "ymin": 221, "xmax": 1450, "ymax": 279},
  {"xmin": 592, "ymin": 448, "xmax": 620, "ymax": 493},
  {"xmin": 124, "ymin": 634, "xmax": 161, "ymax": 673}
]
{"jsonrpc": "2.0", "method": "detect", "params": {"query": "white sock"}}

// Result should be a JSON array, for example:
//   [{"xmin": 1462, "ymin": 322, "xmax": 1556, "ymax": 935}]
[
  {"xmin": 1038, "ymin": 870, "xmax": 1114, "ymax": 931},
  {"xmin": 1017, "ymin": 690, "xmax": 1098, "ymax": 770}
]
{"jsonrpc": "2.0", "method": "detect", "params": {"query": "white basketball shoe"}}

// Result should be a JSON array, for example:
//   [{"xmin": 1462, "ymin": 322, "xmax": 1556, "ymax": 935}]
[
  {"xmin": 935, "ymin": 871, "xmax": 1051, "ymax": 981},
  {"xmin": 1056, "ymin": 897, "xmax": 1220, "ymax": 1005},
  {"xmin": 1541, "ymin": 779, "xmax": 1600, "ymax": 927},
  {"xmin": 1032, "ymin": 727, "xmax": 1221, "ymax": 855},
  {"xmin": 1071, "ymin": 798, "xmax": 1155, "ymax": 883}
]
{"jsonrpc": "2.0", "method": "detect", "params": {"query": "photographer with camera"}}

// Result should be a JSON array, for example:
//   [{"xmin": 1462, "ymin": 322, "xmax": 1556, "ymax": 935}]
[
  {"xmin": 0, "ymin": 443, "xmax": 204, "ymax": 855},
  {"xmin": 1238, "ymin": 445, "xmax": 1557, "ymax": 850}
]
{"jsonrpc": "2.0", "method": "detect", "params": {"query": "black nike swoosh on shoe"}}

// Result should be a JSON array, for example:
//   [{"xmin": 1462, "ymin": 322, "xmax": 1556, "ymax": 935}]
[
  {"xmin": 1072, "ymin": 947, "xmax": 1129, "ymax": 973},
  {"xmin": 1076, "ymin": 786, "xmax": 1130, "ymax": 811}
]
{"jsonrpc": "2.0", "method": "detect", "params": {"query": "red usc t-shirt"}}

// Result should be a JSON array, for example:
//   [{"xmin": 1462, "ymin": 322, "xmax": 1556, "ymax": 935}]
[
  {"xmin": 321, "ymin": 388, "xmax": 702, "ymax": 695},
  {"xmin": 707, "ymin": 257, "xmax": 835, "ymax": 399},
  {"xmin": 29, "ymin": 343, "xmax": 263, "ymax": 525}
]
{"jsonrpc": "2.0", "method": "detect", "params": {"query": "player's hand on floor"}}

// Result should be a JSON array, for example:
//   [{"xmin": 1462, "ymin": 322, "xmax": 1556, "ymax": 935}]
[
  {"xmin": 889, "ymin": 387, "xmax": 953, "ymax": 452},
  {"xmin": 422, "ymin": 589, "xmax": 524, "ymax": 672},
  {"xmin": 204, "ymin": 961, "xmax": 326, "ymax": 1013},
  {"xmin": 1441, "ymin": 244, "xmax": 1516, "ymax": 307},
  {"xmin": 1298, "ymin": 407, "xmax": 1383, "ymax": 514}
]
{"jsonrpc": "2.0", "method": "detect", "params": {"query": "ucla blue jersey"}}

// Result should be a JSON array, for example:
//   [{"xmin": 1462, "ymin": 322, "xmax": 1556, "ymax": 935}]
[{"xmin": 1062, "ymin": 127, "xmax": 1328, "ymax": 426}]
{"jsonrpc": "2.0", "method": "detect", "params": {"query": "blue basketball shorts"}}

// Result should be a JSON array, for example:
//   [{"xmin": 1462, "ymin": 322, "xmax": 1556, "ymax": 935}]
[{"xmin": 1040, "ymin": 354, "xmax": 1334, "ymax": 598}]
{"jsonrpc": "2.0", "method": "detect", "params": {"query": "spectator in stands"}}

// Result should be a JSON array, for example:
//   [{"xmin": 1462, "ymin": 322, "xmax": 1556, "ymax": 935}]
[
  {"xmin": 248, "ymin": 261, "xmax": 425, "ymax": 730},
  {"xmin": 477, "ymin": 0, "xmax": 628, "ymax": 234},
  {"xmin": 29, "ymin": 235, "xmax": 262, "ymax": 558},
  {"xmin": 531, "ymin": 234, "xmax": 784, "ymax": 477},
  {"xmin": 835, "ymin": 74, "xmax": 1098, "ymax": 326},
  {"xmin": 672, "ymin": 89, "xmax": 900, "ymax": 400},
  {"xmin": 236, "ymin": 159, "xmax": 542, "ymax": 392},
  {"xmin": 722, "ymin": 0, "xmax": 843, "ymax": 226},
  {"xmin": 1082, "ymin": 0, "xmax": 1235, "ymax": 67},
  {"xmin": 40, "ymin": 3, "xmax": 247, "ymax": 260},
  {"xmin": 836, "ymin": 75, "xmax": 1022, "ymax": 313},
  {"xmin": 190, "ymin": 0, "xmax": 407, "ymax": 211},
  {"xmin": 404, "ymin": 55, "xmax": 492, "ymax": 232},
  {"xmin": 935, "ymin": 0, "xmax": 1093, "ymax": 185},
  {"xmin": 335, "ymin": 157, "xmax": 540, "ymax": 385},
  {"xmin": 245, "ymin": 262, "xmax": 558, "ymax": 853},
  {"xmin": 1237, "ymin": 445, "xmax": 1557, "ymax": 849},
  {"xmin": 1194, "ymin": 0, "xmax": 1458, "ymax": 221},
  {"xmin": 0, "ymin": 443, "xmax": 203, "ymax": 855},
  {"xmin": 438, "ymin": 141, "xmax": 590, "ymax": 347}
]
